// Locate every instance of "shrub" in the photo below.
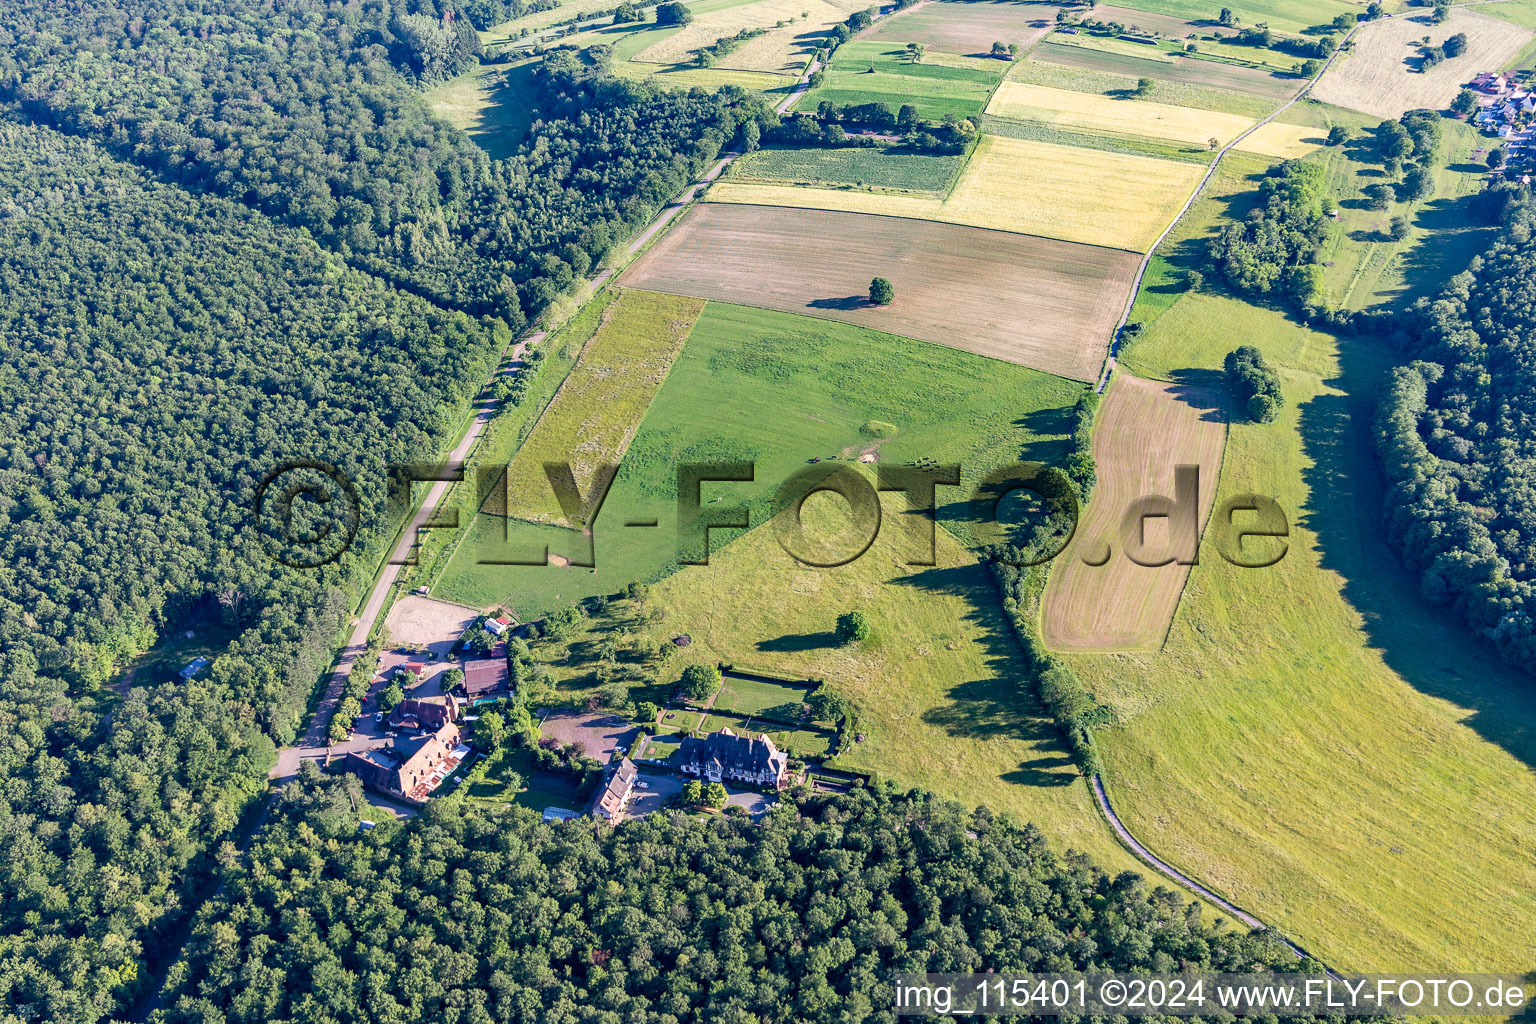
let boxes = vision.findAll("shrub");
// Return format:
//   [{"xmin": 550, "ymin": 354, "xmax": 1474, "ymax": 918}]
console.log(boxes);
[
  {"xmin": 1224, "ymin": 345, "xmax": 1284, "ymax": 423},
  {"xmin": 868, "ymin": 277, "xmax": 894, "ymax": 305},
  {"xmin": 679, "ymin": 663, "xmax": 722, "ymax": 701},
  {"xmin": 835, "ymin": 610, "xmax": 871, "ymax": 645}
]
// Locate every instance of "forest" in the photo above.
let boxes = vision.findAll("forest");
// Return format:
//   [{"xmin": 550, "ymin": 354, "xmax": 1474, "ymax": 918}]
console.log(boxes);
[
  {"xmin": 1, "ymin": 0, "xmax": 777, "ymax": 324},
  {"xmin": 0, "ymin": 117, "xmax": 501, "ymax": 1024},
  {"xmin": 156, "ymin": 772, "xmax": 1315, "ymax": 1023},
  {"xmin": 1377, "ymin": 183, "xmax": 1536, "ymax": 674}
]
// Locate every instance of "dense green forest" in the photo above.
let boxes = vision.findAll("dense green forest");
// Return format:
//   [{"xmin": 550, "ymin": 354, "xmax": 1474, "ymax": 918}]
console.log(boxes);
[
  {"xmin": 0, "ymin": 117, "xmax": 500, "ymax": 1024},
  {"xmin": 157, "ymin": 773, "xmax": 1311, "ymax": 1023},
  {"xmin": 1377, "ymin": 182, "xmax": 1536, "ymax": 672},
  {"xmin": 1, "ymin": 0, "xmax": 776, "ymax": 324}
]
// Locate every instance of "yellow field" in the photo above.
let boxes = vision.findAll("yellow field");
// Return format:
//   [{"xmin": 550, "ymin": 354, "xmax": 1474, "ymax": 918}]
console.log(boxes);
[
  {"xmin": 987, "ymin": 80, "xmax": 1257, "ymax": 147},
  {"xmin": 709, "ymin": 134, "xmax": 1205, "ymax": 252},
  {"xmin": 1233, "ymin": 120, "xmax": 1326, "ymax": 160},
  {"xmin": 495, "ymin": 289, "xmax": 704, "ymax": 527},
  {"xmin": 634, "ymin": 0, "xmax": 870, "ymax": 74},
  {"xmin": 1040, "ymin": 374, "xmax": 1228, "ymax": 652},
  {"xmin": 1312, "ymin": 8, "xmax": 1532, "ymax": 118}
]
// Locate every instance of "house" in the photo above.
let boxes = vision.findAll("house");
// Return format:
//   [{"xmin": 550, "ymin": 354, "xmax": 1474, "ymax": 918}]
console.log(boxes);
[
  {"xmin": 1472, "ymin": 72, "xmax": 1510, "ymax": 95},
  {"xmin": 393, "ymin": 661, "xmax": 426, "ymax": 681},
  {"xmin": 388, "ymin": 695, "xmax": 460, "ymax": 732},
  {"xmin": 341, "ymin": 720, "xmax": 466, "ymax": 802},
  {"xmin": 178, "ymin": 656, "xmax": 211, "ymax": 680},
  {"xmin": 460, "ymin": 655, "xmax": 509, "ymax": 700},
  {"xmin": 677, "ymin": 728, "xmax": 789, "ymax": 789},
  {"xmin": 543, "ymin": 806, "xmax": 582, "ymax": 823},
  {"xmin": 590, "ymin": 757, "xmax": 639, "ymax": 821},
  {"xmin": 484, "ymin": 617, "xmax": 508, "ymax": 637}
]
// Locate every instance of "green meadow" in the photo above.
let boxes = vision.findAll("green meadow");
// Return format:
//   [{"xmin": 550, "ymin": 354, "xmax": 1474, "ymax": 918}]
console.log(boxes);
[
  {"xmin": 804, "ymin": 40, "xmax": 1004, "ymax": 121},
  {"xmin": 731, "ymin": 144, "xmax": 968, "ymax": 193},
  {"xmin": 433, "ymin": 301, "xmax": 1083, "ymax": 618}
]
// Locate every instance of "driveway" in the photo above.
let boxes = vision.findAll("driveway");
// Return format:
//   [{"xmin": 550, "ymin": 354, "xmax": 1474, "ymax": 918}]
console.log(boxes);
[
  {"xmin": 726, "ymin": 787, "xmax": 776, "ymax": 820},
  {"xmin": 625, "ymin": 770, "xmax": 684, "ymax": 819}
]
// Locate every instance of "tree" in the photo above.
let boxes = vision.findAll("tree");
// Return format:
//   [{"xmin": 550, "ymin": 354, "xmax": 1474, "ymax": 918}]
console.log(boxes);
[
  {"xmin": 868, "ymin": 277, "xmax": 894, "ymax": 305},
  {"xmin": 681, "ymin": 779, "xmax": 703, "ymax": 805},
  {"xmin": 704, "ymin": 782, "xmax": 729, "ymax": 808},
  {"xmin": 1397, "ymin": 165, "xmax": 1434, "ymax": 202},
  {"xmin": 1388, "ymin": 214, "xmax": 1411, "ymax": 241},
  {"xmin": 836, "ymin": 610, "xmax": 872, "ymax": 645},
  {"xmin": 1443, "ymin": 32, "xmax": 1468, "ymax": 58},
  {"xmin": 635, "ymin": 701, "xmax": 660, "ymax": 723},
  {"xmin": 479, "ymin": 711, "xmax": 507, "ymax": 750},
  {"xmin": 612, "ymin": 2, "xmax": 643, "ymax": 23},
  {"xmin": 1325, "ymin": 124, "xmax": 1350, "ymax": 146},
  {"xmin": 379, "ymin": 680, "xmax": 405, "ymax": 713},
  {"xmin": 1134, "ymin": 76, "xmax": 1155, "ymax": 96},
  {"xmin": 1488, "ymin": 145, "xmax": 1507, "ymax": 169},
  {"xmin": 543, "ymin": 604, "xmax": 584, "ymax": 641},
  {"xmin": 1430, "ymin": 1, "xmax": 1450, "ymax": 23},
  {"xmin": 656, "ymin": 1, "xmax": 693, "ymax": 24},
  {"xmin": 1218, "ymin": 6, "xmax": 1235, "ymax": 25},
  {"xmin": 1224, "ymin": 346, "xmax": 1284, "ymax": 424},
  {"xmin": 679, "ymin": 663, "xmax": 722, "ymax": 701},
  {"xmin": 1209, "ymin": 136, "xmax": 1220, "ymax": 150},
  {"xmin": 1452, "ymin": 89, "xmax": 1479, "ymax": 117},
  {"xmin": 897, "ymin": 103, "xmax": 919, "ymax": 129},
  {"xmin": 1185, "ymin": 269, "xmax": 1204, "ymax": 292}
]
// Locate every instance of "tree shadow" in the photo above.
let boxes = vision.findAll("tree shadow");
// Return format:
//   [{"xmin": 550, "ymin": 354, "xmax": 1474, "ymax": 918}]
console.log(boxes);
[
  {"xmin": 1002, "ymin": 754, "xmax": 1079, "ymax": 787},
  {"xmin": 756, "ymin": 630, "xmax": 840, "ymax": 652},
  {"xmin": 1296, "ymin": 335, "xmax": 1536, "ymax": 772},
  {"xmin": 808, "ymin": 295, "xmax": 872, "ymax": 311},
  {"xmin": 1163, "ymin": 369, "xmax": 1228, "ymax": 424}
]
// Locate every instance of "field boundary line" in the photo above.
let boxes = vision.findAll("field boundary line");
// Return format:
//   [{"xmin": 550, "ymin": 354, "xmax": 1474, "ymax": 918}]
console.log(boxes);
[{"xmin": 1090, "ymin": 774, "xmax": 1338, "ymax": 971}]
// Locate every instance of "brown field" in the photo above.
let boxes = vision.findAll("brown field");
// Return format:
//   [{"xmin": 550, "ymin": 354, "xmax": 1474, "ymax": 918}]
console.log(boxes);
[
  {"xmin": 1312, "ymin": 8, "xmax": 1532, "ymax": 118},
  {"xmin": 865, "ymin": 0, "xmax": 1065, "ymax": 55},
  {"xmin": 635, "ymin": 0, "xmax": 869, "ymax": 74},
  {"xmin": 1030, "ymin": 41, "xmax": 1295, "ymax": 98},
  {"xmin": 1090, "ymin": 4, "xmax": 1212, "ymax": 37},
  {"xmin": 617, "ymin": 202, "xmax": 1139, "ymax": 381},
  {"xmin": 1040, "ymin": 374, "xmax": 1227, "ymax": 651}
]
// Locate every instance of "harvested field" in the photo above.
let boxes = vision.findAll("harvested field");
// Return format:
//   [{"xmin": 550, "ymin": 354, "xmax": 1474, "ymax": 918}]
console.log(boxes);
[
  {"xmin": 864, "ymin": 0, "xmax": 1065, "ymax": 55},
  {"xmin": 493, "ymin": 289, "xmax": 704, "ymax": 527},
  {"xmin": 986, "ymin": 80, "xmax": 1257, "ymax": 146},
  {"xmin": 618, "ymin": 202, "xmax": 1138, "ymax": 381},
  {"xmin": 1040, "ymin": 374, "xmax": 1227, "ymax": 652},
  {"xmin": 1028, "ymin": 42, "xmax": 1296, "ymax": 101},
  {"xmin": 1312, "ymin": 8, "xmax": 1532, "ymax": 118},
  {"xmin": 634, "ymin": 0, "xmax": 868, "ymax": 73},
  {"xmin": 384, "ymin": 596, "xmax": 479, "ymax": 652},
  {"xmin": 1233, "ymin": 120, "xmax": 1326, "ymax": 159},
  {"xmin": 707, "ymin": 134, "xmax": 1207, "ymax": 252}
]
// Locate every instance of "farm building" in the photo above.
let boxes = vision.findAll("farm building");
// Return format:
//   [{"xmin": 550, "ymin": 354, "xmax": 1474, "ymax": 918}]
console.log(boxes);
[
  {"xmin": 460, "ymin": 654, "xmax": 509, "ymax": 700},
  {"xmin": 678, "ymin": 728, "xmax": 789, "ymax": 789},
  {"xmin": 388, "ymin": 695, "xmax": 460, "ymax": 733}
]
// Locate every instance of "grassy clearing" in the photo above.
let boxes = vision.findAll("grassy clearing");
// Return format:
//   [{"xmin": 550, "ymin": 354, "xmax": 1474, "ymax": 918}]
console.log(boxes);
[
  {"xmin": 708, "ymin": 134, "xmax": 1205, "ymax": 252},
  {"xmin": 424, "ymin": 61, "xmax": 540, "ymax": 160},
  {"xmin": 1040, "ymin": 374, "xmax": 1227, "ymax": 652},
  {"xmin": 559, "ymin": 493, "xmax": 1145, "ymax": 873},
  {"xmin": 863, "ymin": 0, "xmax": 1065, "ymax": 55},
  {"xmin": 1097, "ymin": 0, "xmax": 1364, "ymax": 36},
  {"xmin": 986, "ymin": 80, "xmax": 1258, "ymax": 147},
  {"xmin": 435, "ymin": 300, "xmax": 1085, "ymax": 615},
  {"xmin": 717, "ymin": 672, "xmax": 813, "ymax": 718},
  {"xmin": 1068, "ymin": 301, "xmax": 1536, "ymax": 970},
  {"xmin": 1311, "ymin": 8, "xmax": 1533, "ymax": 118},
  {"xmin": 801, "ymin": 40, "xmax": 1004, "ymax": 120},
  {"xmin": 729, "ymin": 144, "xmax": 967, "ymax": 193},
  {"xmin": 633, "ymin": 0, "xmax": 867, "ymax": 73},
  {"xmin": 626, "ymin": 200, "xmax": 1138, "ymax": 378},
  {"xmin": 494, "ymin": 289, "xmax": 704, "ymax": 528}
]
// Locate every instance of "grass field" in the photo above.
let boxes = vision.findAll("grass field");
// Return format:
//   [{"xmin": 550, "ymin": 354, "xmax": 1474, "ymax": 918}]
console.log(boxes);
[
  {"xmin": 717, "ymin": 672, "xmax": 813, "ymax": 719},
  {"xmin": 801, "ymin": 40, "xmax": 1004, "ymax": 120},
  {"xmin": 1068, "ymin": 297, "xmax": 1536, "ymax": 970},
  {"xmin": 1100, "ymin": 0, "xmax": 1365, "ymax": 36},
  {"xmin": 435, "ymin": 301, "xmax": 1085, "ymax": 615},
  {"xmin": 1030, "ymin": 40, "xmax": 1297, "ymax": 99},
  {"xmin": 480, "ymin": 0, "xmax": 630, "ymax": 40},
  {"xmin": 493, "ymin": 289, "xmax": 704, "ymax": 528},
  {"xmin": 1312, "ymin": 8, "xmax": 1533, "ymax": 118},
  {"xmin": 729, "ymin": 144, "xmax": 966, "ymax": 193},
  {"xmin": 980, "ymin": 112, "xmax": 1215, "ymax": 162},
  {"xmin": 423, "ymin": 61, "xmax": 539, "ymax": 160},
  {"xmin": 568, "ymin": 493, "xmax": 1146, "ymax": 873},
  {"xmin": 864, "ymin": 0, "xmax": 1065, "ymax": 55},
  {"xmin": 986, "ymin": 80, "xmax": 1260, "ymax": 147},
  {"xmin": 708, "ymin": 134, "xmax": 1206, "ymax": 252},
  {"xmin": 633, "ymin": 0, "xmax": 868, "ymax": 73},
  {"xmin": 625, "ymin": 200, "xmax": 1138, "ymax": 378},
  {"xmin": 1040, "ymin": 374, "xmax": 1228, "ymax": 652},
  {"xmin": 1011, "ymin": 51, "xmax": 1285, "ymax": 115}
]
